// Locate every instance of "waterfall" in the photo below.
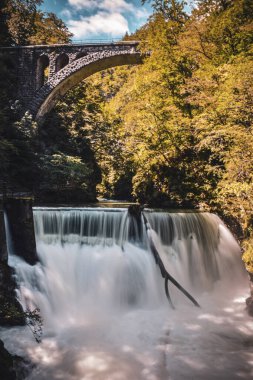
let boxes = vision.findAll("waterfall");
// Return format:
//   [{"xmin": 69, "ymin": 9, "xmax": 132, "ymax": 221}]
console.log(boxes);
[
  {"xmin": 144, "ymin": 211, "xmax": 225, "ymax": 290},
  {"xmin": 2, "ymin": 207, "xmax": 250, "ymax": 380},
  {"xmin": 3, "ymin": 211, "xmax": 15, "ymax": 258},
  {"xmin": 13, "ymin": 208, "xmax": 242, "ymax": 324},
  {"xmin": 33, "ymin": 207, "xmax": 146, "ymax": 247}
]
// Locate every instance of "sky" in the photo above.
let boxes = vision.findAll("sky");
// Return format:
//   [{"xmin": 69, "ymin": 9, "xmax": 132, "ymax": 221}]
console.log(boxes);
[
  {"xmin": 40, "ymin": 0, "xmax": 195, "ymax": 42},
  {"xmin": 40, "ymin": 0, "xmax": 153, "ymax": 41}
]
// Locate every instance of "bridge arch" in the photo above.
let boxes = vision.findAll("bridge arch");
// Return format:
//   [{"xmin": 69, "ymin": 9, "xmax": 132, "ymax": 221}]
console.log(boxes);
[
  {"xmin": 28, "ymin": 48, "xmax": 142, "ymax": 124},
  {"xmin": 75, "ymin": 51, "xmax": 87, "ymax": 60},
  {"xmin": 36, "ymin": 54, "xmax": 50, "ymax": 90},
  {"xmin": 55, "ymin": 53, "xmax": 69, "ymax": 72}
]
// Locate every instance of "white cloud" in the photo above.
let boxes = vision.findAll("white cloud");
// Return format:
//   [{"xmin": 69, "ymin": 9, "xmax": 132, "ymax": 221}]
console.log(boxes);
[
  {"xmin": 66, "ymin": 0, "xmax": 151, "ymax": 39},
  {"xmin": 68, "ymin": 0, "xmax": 134, "ymax": 13},
  {"xmin": 60, "ymin": 8, "xmax": 72, "ymax": 19},
  {"xmin": 68, "ymin": 11, "xmax": 129, "ymax": 39},
  {"xmin": 135, "ymin": 7, "xmax": 150, "ymax": 19},
  {"xmin": 100, "ymin": 0, "xmax": 134, "ymax": 13},
  {"xmin": 68, "ymin": 0, "xmax": 99, "ymax": 10}
]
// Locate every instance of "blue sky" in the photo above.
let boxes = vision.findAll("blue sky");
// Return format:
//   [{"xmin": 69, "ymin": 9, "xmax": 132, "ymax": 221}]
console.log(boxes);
[
  {"xmin": 40, "ymin": 1, "xmax": 194, "ymax": 41},
  {"xmin": 40, "ymin": 0, "xmax": 153, "ymax": 41}
]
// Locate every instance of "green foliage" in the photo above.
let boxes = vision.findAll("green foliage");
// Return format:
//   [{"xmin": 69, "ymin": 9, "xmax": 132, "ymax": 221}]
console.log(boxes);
[
  {"xmin": 0, "ymin": 51, "xmax": 41, "ymax": 191},
  {"xmin": 37, "ymin": 81, "xmax": 102, "ymax": 199},
  {"xmin": 39, "ymin": 153, "xmax": 92, "ymax": 191},
  {"xmin": 0, "ymin": 112, "xmax": 41, "ymax": 190}
]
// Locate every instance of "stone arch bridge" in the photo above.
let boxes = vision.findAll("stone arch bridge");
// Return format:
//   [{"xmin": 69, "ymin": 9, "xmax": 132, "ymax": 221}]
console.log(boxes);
[{"xmin": 0, "ymin": 42, "xmax": 141, "ymax": 124}]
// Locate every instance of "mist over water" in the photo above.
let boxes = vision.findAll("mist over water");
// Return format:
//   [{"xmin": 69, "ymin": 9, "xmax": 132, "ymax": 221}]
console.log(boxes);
[{"xmin": 1, "ymin": 208, "xmax": 253, "ymax": 380}]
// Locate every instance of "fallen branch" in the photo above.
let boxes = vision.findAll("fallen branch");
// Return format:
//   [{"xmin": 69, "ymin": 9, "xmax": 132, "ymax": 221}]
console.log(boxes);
[{"xmin": 142, "ymin": 213, "xmax": 200, "ymax": 308}]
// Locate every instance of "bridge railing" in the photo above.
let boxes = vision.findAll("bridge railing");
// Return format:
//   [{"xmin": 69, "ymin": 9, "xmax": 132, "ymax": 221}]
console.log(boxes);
[
  {"xmin": 71, "ymin": 38, "xmax": 123, "ymax": 44},
  {"xmin": 0, "ymin": 38, "xmax": 140, "ymax": 49}
]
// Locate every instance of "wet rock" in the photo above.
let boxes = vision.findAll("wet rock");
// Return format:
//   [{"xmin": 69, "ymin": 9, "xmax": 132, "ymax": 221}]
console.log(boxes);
[
  {"xmin": 246, "ymin": 271, "xmax": 253, "ymax": 317},
  {"xmin": 0, "ymin": 209, "xmax": 8, "ymax": 262},
  {"xmin": 0, "ymin": 262, "xmax": 25, "ymax": 326},
  {"xmin": 0, "ymin": 339, "xmax": 30, "ymax": 380},
  {"xmin": 246, "ymin": 296, "xmax": 253, "ymax": 317},
  {"xmin": 4, "ymin": 198, "xmax": 38, "ymax": 265},
  {"xmin": 248, "ymin": 271, "xmax": 253, "ymax": 294},
  {"xmin": 0, "ymin": 339, "xmax": 17, "ymax": 380},
  {"xmin": 127, "ymin": 204, "xmax": 144, "ymax": 244},
  {"xmin": 128, "ymin": 204, "xmax": 143, "ymax": 218}
]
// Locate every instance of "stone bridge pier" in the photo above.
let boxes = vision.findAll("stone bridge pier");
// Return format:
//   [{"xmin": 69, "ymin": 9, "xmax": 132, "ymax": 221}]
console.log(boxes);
[{"xmin": 0, "ymin": 42, "xmax": 141, "ymax": 124}]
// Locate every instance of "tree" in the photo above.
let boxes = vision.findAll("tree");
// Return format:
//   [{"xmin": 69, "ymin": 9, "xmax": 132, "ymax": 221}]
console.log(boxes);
[
  {"xmin": 5, "ymin": 0, "xmax": 43, "ymax": 45},
  {"xmin": 39, "ymin": 153, "xmax": 92, "ymax": 191},
  {"xmin": 193, "ymin": 0, "xmax": 253, "ymax": 62},
  {"xmin": 0, "ymin": 0, "xmax": 13, "ymax": 46},
  {"xmin": 87, "ymin": 0, "xmax": 253, "ymax": 218},
  {"xmin": 29, "ymin": 12, "xmax": 73, "ymax": 45},
  {"xmin": 142, "ymin": 0, "xmax": 187, "ymax": 22}
]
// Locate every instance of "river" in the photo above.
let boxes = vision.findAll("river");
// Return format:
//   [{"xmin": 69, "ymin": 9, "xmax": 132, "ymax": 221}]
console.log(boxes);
[{"xmin": 1, "ymin": 206, "xmax": 252, "ymax": 379}]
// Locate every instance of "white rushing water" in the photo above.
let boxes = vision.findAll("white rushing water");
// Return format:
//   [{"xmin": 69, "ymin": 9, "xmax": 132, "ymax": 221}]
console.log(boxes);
[{"xmin": 1, "ymin": 208, "xmax": 253, "ymax": 380}]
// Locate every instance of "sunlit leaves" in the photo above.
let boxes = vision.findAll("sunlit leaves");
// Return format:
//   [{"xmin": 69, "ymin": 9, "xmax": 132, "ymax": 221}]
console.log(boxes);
[
  {"xmin": 29, "ymin": 12, "xmax": 73, "ymax": 45},
  {"xmin": 5, "ymin": 0, "xmax": 43, "ymax": 45}
]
